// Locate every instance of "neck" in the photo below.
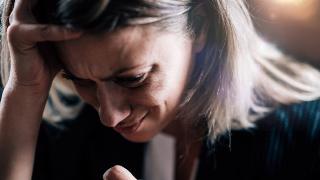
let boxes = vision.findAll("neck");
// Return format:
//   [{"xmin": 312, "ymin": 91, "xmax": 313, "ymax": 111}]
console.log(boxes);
[
  {"xmin": 162, "ymin": 117, "xmax": 204, "ymax": 157},
  {"xmin": 163, "ymin": 118, "xmax": 204, "ymax": 180}
]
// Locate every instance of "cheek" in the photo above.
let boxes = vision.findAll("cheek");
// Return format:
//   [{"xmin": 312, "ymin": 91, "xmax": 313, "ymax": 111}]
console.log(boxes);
[
  {"xmin": 127, "ymin": 75, "xmax": 167, "ymax": 107},
  {"xmin": 129, "ymin": 75, "xmax": 183, "ymax": 119}
]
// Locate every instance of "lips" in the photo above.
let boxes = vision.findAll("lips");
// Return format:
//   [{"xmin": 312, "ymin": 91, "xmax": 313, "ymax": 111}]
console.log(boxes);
[{"xmin": 114, "ymin": 112, "xmax": 148, "ymax": 134}]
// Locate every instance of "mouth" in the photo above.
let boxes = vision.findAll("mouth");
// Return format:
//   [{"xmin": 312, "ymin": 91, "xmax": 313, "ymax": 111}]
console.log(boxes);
[{"xmin": 114, "ymin": 112, "xmax": 148, "ymax": 135}]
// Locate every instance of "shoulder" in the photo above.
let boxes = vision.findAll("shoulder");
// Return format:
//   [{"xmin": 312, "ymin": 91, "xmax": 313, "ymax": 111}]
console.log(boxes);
[
  {"xmin": 198, "ymin": 99, "xmax": 320, "ymax": 179},
  {"xmin": 256, "ymin": 99, "xmax": 320, "ymax": 142}
]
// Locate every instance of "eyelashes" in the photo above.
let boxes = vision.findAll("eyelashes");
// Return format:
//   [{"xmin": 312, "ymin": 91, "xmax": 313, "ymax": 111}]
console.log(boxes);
[
  {"xmin": 61, "ymin": 71, "xmax": 149, "ymax": 89},
  {"xmin": 61, "ymin": 72, "xmax": 77, "ymax": 81},
  {"xmin": 113, "ymin": 73, "xmax": 148, "ymax": 88},
  {"xmin": 61, "ymin": 72, "xmax": 95, "ymax": 87}
]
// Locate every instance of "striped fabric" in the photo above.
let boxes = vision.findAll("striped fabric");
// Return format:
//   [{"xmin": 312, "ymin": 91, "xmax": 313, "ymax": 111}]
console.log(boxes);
[
  {"xmin": 1, "ymin": 86, "xmax": 319, "ymax": 179},
  {"xmin": 197, "ymin": 99, "xmax": 320, "ymax": 179}
]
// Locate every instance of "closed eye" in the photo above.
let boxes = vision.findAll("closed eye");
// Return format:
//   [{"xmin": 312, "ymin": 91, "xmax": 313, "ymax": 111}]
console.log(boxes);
[
  {"xmin": 61, "ymin": 72, "xmax": 95, "ymax": 87},
  {"xmin": 61, "ymin": 71, "xmax": 80, "ymax": 81},
  {"xmin": 113, "ymin": 73, "xmax": 148, "ymax": 88}
]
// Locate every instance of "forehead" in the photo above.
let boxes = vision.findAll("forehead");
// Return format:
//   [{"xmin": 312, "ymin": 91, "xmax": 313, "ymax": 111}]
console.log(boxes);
[
  {"xmin": 56, "ymin": 26, "xmax": 160, "ymax": 77},
  {"xmin": 58, "ymin": 26, "xmax": 155, "ymax": 59}
]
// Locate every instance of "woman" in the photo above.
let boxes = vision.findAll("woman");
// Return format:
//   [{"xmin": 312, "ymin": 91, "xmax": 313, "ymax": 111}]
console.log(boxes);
[{"xmin": 1, "ymin": 0, "xmax": 320, "ymax": 180}]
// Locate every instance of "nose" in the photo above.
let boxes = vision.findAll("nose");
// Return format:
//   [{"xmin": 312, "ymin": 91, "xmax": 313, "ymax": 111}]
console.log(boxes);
[{"xmin": 97, "ymin": 83, "xmax": 131, "ymax": 127}]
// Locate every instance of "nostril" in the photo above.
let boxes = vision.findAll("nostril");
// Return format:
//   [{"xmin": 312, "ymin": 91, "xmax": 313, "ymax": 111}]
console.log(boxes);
[
  {"xmin": 98, "ymin": 109, "xmax": 117, "ymax": 127},
  {"xmin": 117, "ymin": 121, "xmax": 126, "ymax": 126},
  {"xmin": 98, "ymin": 105, "xmax": 132, "ymax": 128}
]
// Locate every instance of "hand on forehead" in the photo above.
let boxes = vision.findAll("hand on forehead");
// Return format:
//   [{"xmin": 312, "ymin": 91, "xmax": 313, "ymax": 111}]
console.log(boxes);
[{"xmin": 10, "ymin": 0, "xmax": 37, "ymax": 23}]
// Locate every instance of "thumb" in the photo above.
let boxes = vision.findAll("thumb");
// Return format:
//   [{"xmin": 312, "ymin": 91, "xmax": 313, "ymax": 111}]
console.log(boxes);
[{"xmin": 103, "ymin": 165, "xmax": 137, "ymax": 180}]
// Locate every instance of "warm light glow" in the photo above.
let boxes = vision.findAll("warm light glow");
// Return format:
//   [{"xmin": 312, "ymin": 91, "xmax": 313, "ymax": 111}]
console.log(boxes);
[
  {"xmin": 269, "ymin": 0, "xmax": 318, "ymax": 21},
  {"xmin": 273, "ymin": 0, "xmax": 309, "ymax": 6}
]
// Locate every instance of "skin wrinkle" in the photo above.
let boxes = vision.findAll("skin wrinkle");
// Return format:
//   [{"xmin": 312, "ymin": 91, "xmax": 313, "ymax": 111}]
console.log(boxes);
[
  {"xmin": 119, "ymin": 26, "xmax": 140, "ymax": 64},
  {"xmin": 1, "ymin": 0, "xmax": 320, "ymax": 178},
  {"xmin": 56, "ymin": 25, "xmax": 194, "ymax": 142}
]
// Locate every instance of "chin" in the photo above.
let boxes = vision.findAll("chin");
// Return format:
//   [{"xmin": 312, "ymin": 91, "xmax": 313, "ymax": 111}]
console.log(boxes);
[
  {"xmin": 114, "ymin": 116, "xmax": 163, "ymax": 143},
  {"xmin": 119, "ymin": 130, "xmax": 158, "ymax": 143}
]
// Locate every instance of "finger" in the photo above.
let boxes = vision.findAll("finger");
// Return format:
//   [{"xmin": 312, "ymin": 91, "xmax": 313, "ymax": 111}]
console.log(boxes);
[
  {"xmin": 10, "ymin": 0, "xmax": 39, "ymax": 23},
  {"xmin": 38, "ymin": 42, "xmax": 64, "ymax": 78},
  {"xmin": 103, "ymin": 165, "xmax": 137, "ymax": 180},
  {"xmin": 7, "ymin": 23, "xmax": 82, "ymax": 46}
]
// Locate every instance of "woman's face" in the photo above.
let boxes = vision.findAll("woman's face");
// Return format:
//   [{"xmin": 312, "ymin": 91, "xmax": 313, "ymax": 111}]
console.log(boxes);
[{"xmin": 56, "ymin": 25, "xmax": 196, "ymax": 142}]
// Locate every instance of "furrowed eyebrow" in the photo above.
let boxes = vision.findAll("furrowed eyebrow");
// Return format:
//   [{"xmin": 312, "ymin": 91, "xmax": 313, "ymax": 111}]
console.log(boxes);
[
  {"xmin": 61, "ymin": 69, "xmax": 88, "ymax": 81},
  {"xmin": 100, "ymin": 64, "xmax": 153, "ymax": 81},
  {"xmin": 99, "ymin": 66, "xmax": 140, "ymax": 81},
  {"xmin": 61, "ymin": 64, "xmax": 153, "ymax": 81}
]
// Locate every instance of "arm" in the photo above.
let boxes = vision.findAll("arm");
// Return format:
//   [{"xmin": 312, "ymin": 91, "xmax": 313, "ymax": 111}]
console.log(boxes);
[
  {"xmin": 0, "ymin": 0, "xmax": 81, "ymax": 179},
  {"xmin": 0, "ymin": 84, "xmax": 47, "ymax": 180}
]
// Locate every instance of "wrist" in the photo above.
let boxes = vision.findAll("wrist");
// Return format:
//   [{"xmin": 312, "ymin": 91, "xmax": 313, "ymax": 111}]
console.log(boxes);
[{"xmin": 3, "ymin": 78, "xmax": 50, "ymax": 102}]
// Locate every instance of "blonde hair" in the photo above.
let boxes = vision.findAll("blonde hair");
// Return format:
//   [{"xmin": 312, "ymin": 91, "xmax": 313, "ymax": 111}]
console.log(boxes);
[
  {"xmin": 1, "ymin": 0, "xmax": 320, "ymax": 141},
  {"xmin": 177, "ymin": 0, "xmax": 320, "ymax": 140}
]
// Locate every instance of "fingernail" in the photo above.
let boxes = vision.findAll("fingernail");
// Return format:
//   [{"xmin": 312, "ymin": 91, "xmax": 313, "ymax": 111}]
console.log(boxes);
[{"xmin": 9, "ymin": 13, "xmax": 13, "ymax": 24}]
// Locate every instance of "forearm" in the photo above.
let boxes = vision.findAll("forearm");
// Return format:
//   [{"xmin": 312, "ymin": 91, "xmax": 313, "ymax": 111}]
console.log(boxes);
[{"xmin": 0, "ymin": 83, "xmax": 48, "ymax": 180}]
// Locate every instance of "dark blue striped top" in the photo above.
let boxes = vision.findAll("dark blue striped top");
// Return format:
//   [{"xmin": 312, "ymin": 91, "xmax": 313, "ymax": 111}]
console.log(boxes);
[
  {"xmin": 1, "ymin": 87, "xmax": 320, "ymax": 179},
  {"xmin": 197, "ymin": 99, "xmax": 320, "ymax": 179}
]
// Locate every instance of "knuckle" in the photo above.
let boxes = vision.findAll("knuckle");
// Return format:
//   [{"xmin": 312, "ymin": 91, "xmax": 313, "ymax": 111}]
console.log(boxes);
[
  {"xmin": 111, "ymin": 165, "xmax": 125, "ymax": 173},
  {"xmin": 104, "ymin": 165, "xmax": 125, "ymax": 179},
  {"xmin": 39, "ymin": 25, "xmax": 51, "ymax": 40},
  {"xmin": 109, "ymin": 165, "xmax": 123, "ymax": 176},
  {"xmin": 7, "ymin": 23, "xmax": 22, "ymax": 43}
]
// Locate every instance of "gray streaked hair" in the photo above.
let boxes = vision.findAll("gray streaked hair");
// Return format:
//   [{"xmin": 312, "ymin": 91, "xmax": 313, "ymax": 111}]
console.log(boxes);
[{"xmin": 1, "ymin": 0, "xmax": 320, "ymax": 141}]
